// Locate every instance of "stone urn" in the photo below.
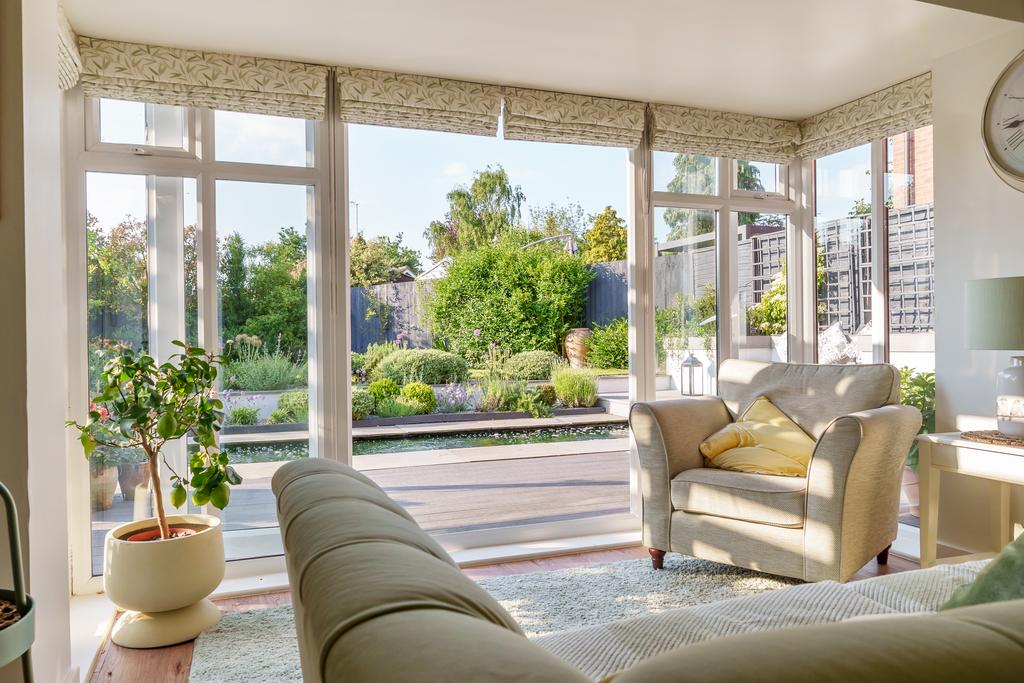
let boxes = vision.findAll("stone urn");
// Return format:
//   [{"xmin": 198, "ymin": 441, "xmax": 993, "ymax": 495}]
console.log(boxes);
[
  {"xmin": 90, "ymin": 463, "xmax": 118, "ymax": 511},
  {"xmin": 105, "ymin": 514, "xmax": 224, "ymax": 648},
  {"xmin": 563, "ymin": 328, "xmax": 592, "ymax": 368},
  {"xmin": 117, "ymin": 461, "xmax": 151, "ymax": 502}
]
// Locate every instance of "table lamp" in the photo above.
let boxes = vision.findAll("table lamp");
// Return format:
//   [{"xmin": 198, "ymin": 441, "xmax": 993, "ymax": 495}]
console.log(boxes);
[{"xmin": 965, "ymin": 276, "xmax": 1024, "ymax": 437}]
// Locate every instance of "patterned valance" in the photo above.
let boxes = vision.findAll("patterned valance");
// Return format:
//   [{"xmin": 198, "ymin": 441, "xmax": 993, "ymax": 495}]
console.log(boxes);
[
  {"xmin": 57, "ymin": 5, "xmax": 81, "ymax": 91},
  {"xmin": 650, "ymin": 104, "xmax": 800, "ymax": 163},
  {"xmin": 502, "ymin": 88, "xmax": 645, "ymax": 148},
  {"xmin": 76, "ymin": 37, "xmax": 329, "ymax": 119},
  {"xmin": 336, "ymin": 67, "xmax": 502, "ymax": 136},
  {"xmin": 797, "ymin": 73, "xmax": 932, "ymax": 159}
]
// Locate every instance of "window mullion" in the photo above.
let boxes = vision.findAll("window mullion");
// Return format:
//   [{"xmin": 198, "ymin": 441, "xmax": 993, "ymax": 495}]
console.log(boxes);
[
  {"xmin": 717, "ymin": 158, "xmax": 737, "ymax": 363},
  {"xmin": 870, "ymin": 139, "xmax": 888, "ymax": 363}
]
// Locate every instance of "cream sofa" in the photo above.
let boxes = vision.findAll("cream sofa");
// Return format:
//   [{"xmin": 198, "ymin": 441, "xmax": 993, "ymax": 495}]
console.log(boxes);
[
  {"xmin": 630, "ymin": 359, "xmax": 921, "ymax": 582},
  {"xmin": 273, "ymin": 459, "xmax": 1024, "ymax": 682}
]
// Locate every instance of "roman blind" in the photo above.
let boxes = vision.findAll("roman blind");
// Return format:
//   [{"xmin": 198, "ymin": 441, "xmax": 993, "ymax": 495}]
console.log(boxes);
[
  {"xmin": 336, "ymin": 67, "xmax": 502, "ymax": 136},
  {"xmin": 76, "ymin": 37, "xmax": 329, "ymax": 119},
  {"xmin": 797, "ymin": 73, "xmax": 932, "ymax": 159},
  {"xmin": 57, "ymin": 5, "xmax": 81, "ymax": 91},
  {"xmin": 650, "ymin": 104, "xmax": 800, "ymax": 163},
  {"xmin": 502, "ymin": 87, "xmax": 646, "ymax": 148}
]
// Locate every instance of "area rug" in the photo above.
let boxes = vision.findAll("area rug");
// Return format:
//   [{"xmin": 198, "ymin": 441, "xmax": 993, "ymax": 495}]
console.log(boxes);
[{"xmin": 189, "ymin": 555, "xmax": 799, "ymax": 682}]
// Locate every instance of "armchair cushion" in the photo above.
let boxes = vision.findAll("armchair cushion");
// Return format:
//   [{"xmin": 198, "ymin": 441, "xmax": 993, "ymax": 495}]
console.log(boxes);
[
  {"xmin": 671, "ymin": 469, "xmax": 807, "ymax": 528},
  {"xmin": 699, "ymin": 396, "xmax": 815, "ymax": 476}
]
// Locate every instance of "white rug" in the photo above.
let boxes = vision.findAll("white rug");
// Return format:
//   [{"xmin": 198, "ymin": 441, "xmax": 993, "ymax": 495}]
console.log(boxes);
[{"xmin": 189, "ymin": 556, "xmax": 799, "ymax": 682}]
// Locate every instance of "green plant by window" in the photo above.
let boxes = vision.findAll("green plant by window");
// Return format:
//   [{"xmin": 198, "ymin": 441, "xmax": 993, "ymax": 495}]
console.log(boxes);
[
  {"xmin": 67, "ymin": 340, "xmax": 240, "ymax": 539},
  {"xmin": 516, "ymin": 389, "xmax": 554, "ymax": 418},
  {"xmin": 368, "ymin": 378, "xmax": 400, "ymax": 403},
  {"xmin": 551, "ymin": 367, "xmax": 598, "ymax": 408},
  {"xmin": 399, "ymin": 382, "xmax": 437, "ymax": 413},
  {"xmin": 266, "ymin": 408, "xmax": 291, "ymax": 424},
  {"xmin": 363, "ymin": 341, "xmax": 401, "ymax": 375},
  {"xmin": 227, "ymin": 406, "xmax": 260, "ymax": 426},
  {"xmin": 900, "ymin": 367, "xmax": 936, "ymax": 470},
  {"xmin": 351, "ymin": 388, "xmax": 376, "ymax": 421},
  {"xmin": 375, "ymin": 397, "xmax": 426, "ymax": 418},
  {"xmin": 503, "ymin": 350, "xmax": 565, "ymax": 381},
  {"xmin": 223, "ymin": 335, "xmax": 305, "ymax": 391},
  {"xmin": 371, "ymin": 349, "xmax": 469, "ymax": 385},
  {"xmin": 477, "ymin": 379, "xmax": 527, "ymax": 413},
  {"xmin": 350, "ymin": 352, "xmax": 366, "ymax": 372},
  {"xmin": 587, "ymin": 318, "xmax": 628, "ymax": 369},
  {"xmin": 277, "ymin": 389, "xmax": 309, "ymax": 423}
]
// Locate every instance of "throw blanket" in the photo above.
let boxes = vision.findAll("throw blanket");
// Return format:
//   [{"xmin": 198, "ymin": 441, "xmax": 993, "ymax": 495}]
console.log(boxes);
[{"xmin": 534, "ymin": 562, "xmax": 985, "ymax": 680}]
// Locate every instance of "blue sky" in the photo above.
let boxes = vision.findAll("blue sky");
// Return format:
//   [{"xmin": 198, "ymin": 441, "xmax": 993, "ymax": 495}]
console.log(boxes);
[{"xmin": 88, "ymin": 102, "xmax": 871, "ymax": 268}]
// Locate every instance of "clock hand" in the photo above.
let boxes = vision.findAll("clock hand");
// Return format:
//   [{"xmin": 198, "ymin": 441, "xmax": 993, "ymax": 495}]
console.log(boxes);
[{"xmin": 1004, "ymin": 118, "xmax": 1024, "ymax": 129}]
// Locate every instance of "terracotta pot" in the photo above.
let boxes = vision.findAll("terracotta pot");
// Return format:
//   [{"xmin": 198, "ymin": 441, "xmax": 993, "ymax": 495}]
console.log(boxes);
[
  {"xmin": 105, "ymin": 514, "xmax": 224, "ymax": 648},
  {"xmin": 90, "ymin": 464, "xmax": 119, "ymax": 512},
  {"xmin": 563, "ymin": 328, "xmax": 592, "ymax": 369},
  {"xmin": 117, "ymin": 461, "xmax": 151, "ymax": 502}
]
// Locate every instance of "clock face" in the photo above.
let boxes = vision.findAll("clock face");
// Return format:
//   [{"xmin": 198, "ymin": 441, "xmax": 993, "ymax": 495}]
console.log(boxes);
[{"xmin": 984, "ymin": 51, "xmax": 1024, "ymax": 183}]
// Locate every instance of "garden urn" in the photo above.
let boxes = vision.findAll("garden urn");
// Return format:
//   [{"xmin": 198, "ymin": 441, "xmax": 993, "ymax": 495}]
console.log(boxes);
[
  {"xmin": 564, "ymin": 328, "xmax": 592, "ymax": 368},
  {"xmin": 104, "ymin": 514, "xmax": 224, "ymax": 648}
]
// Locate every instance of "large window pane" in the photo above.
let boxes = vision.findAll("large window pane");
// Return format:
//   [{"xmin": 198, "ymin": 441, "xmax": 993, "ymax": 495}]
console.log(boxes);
[
  {"xmin": 213, "ymin": 180, "xmax": 313, "ymax": 561},
  {"xmin": 653, "ymin": 151, "xmax": 717, "ymax": 194},
  {"xmin": 654, "ymin": 207, "xmax": 717, "ymax": 394},
  {"xmin": 736, "ymin": 213, "xmax": 788, "ymax": 362},
  {"xmin": 814, "ymin": 144, "xmax": 872, "ymax": 364},
  {"xmin": 214, "ymin": 110, "xmax": 313, "ymax": 167}
]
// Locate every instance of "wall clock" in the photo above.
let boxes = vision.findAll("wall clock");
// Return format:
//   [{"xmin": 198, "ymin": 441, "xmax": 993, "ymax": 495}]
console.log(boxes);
[{"xmin": 983, "ymin": 49, "xmax": 1024, "ymax": 192}]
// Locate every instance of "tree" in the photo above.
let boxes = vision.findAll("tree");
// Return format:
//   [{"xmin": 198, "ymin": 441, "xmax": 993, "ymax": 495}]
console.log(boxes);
[
  {"xmin": 849, "ymin": 198, "xmax": 871, "ymax": 216},
  {"xmin": 349, "ymin": 233, "xmax": 421, "ymax": 287},
  {"xmin": 86, "ymin": 213, "xmax": 148, "ymax": 348},
  {"xmin": 218, "ymin": 232, "xmax": 251, "ymax": 343},
  {"xmin": 528, "ymin": 201, "xmax": 586, "ymax": 239},
  {"xmin": 241, "ymin": 227, "xmax": 308, "ymax": 357},
  {"xmin": 425, "ymin": 166, "xmax": 525, "ymax": 260},
  {"xmin": 663, "ymin": 155, "xmax": 772, "ymax": 239},
  {"xmin": 582, "ymin": 206, "xmax": 627, "ymax": 263}
]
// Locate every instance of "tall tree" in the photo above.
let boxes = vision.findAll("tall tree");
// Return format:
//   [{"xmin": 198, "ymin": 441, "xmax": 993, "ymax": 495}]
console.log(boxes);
[
  {"xmin": 425, "ymin": 166, "xmax": 525, "ymax": 260},
  {"xmin": 349, "ymin": 233, "xmax": 422, "ymax": 287},
  {"xmin": 663, "ymin": 155, "xmax": 773, "ymax": 239},
  {"xmin": 218, "ymin": 231, "xmax": 251, "ymax": 343},
  {"xmin": 528, "ymin": 201, "xmax": 586, "ymax": 239},
  {"xmin": 582, "ymin": 206, "xmax": 627, "ymax": 264}
]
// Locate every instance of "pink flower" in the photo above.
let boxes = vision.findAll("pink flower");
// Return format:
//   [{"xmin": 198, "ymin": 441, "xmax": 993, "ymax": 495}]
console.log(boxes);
[{"xmin": 473, "ymin": 329, "xmax": 481, "ymax": 337}]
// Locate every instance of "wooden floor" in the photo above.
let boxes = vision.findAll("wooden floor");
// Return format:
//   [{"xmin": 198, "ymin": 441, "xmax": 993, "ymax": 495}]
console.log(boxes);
[{"xmin": 87, "ymin": 546, "xmax": 916, "ymax": 682}]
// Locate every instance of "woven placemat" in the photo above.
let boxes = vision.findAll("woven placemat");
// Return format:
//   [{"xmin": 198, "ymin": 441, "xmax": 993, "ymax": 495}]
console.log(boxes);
[
  {"xmin": 0, "ymin": 599, "xmax": 21, "ymax": 630},
  {"xmin": 961, "ymin": 430, "xmax": 1024, "ymax": 448}
]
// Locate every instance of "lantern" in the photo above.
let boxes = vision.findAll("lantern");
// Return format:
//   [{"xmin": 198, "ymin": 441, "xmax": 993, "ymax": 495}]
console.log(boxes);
[{"xmin": 680, "ymin": 352, "xmax": 703, "ymax": 396}]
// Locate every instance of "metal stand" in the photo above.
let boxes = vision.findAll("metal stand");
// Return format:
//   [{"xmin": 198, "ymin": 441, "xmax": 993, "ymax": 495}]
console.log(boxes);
[{"xmin": 0, "ymin": 482, "xmax": 34, "ymax": 682}]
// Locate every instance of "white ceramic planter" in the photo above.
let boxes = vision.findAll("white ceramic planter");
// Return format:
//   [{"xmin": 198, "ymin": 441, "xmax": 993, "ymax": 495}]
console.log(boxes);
[{"xmin": 105, "ymin": 514, "xmax": 224, "ymax": 648}]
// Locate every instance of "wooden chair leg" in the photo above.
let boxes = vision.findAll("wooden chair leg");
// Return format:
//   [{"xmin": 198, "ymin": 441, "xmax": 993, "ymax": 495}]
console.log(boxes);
[
  {"xmin": 877, "ymin": 544, "xmax": 891, "ymax": 566},
  {"xmin": 649, "ymin": 548, "xmax": 666, "ymax": 570}
]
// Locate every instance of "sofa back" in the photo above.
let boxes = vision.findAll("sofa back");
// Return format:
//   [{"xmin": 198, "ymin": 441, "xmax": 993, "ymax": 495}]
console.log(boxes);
[
  {"xmin": 717, "ymin": 359, "xmax": 901, "ymax": 438},
  {"xmin": 272, "ymin": 458, "xmax": 590, "ymax": 683}
]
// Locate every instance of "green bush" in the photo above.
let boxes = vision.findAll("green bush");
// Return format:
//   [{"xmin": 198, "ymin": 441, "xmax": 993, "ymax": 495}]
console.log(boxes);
[
  {"xmin": 504, "ymin": 350, "xmax": 564, "ymax": 380},
  {"xmin": 266, "ymin": 408, "xmax": 291, "ymax": 424},
  {"xmin": 224, "ymin": 352, "xmax": 304, "ymax": 391},
  {"xmin": 427, "ymin": 239, "xmax": 594, "ymax": 365},
  {"xmin": 351, "ymin": 388, "xmax": 375, "ymax": 421},
  {"xmin": 399, "ymin": 382, "xmax": 437, "ymax": 413},
  {"xmin": 516, "ymin": 389, "xmax": 553, "ymax": 418},
  {"xmin": 368, "ymin": 378, "xmax": 400, "ymax": 403},
  {"xmin": 276, "ymin": 389, "xmax": 309, "ymax": 423},
  {"xmin": 587, "ymin": 318, "xmax": 628, "ymax": 369},
  {"xmin": 551, "ymin": 367, "xmax": 598, "ymax": 408},
  {"xmin": 477, "ymin": 379, "xmax": 527, "ymax": 413},
  {"xmin": 226, "ymin": 406, "xmax": 260, "ymax": 426},
  {"xmin": 363, "ymin": 341, "xmax": 401, "ymax": 374},
  {"xmin": 375, "ymin": 397, "xmax": 426, "ymax": 418},
  {"xmin": 372, "ymin": 349, "xmax": 469, "ymax": 385},
  {"xmin": 535, "ymin": 384, "xmax": 557, "ymax": 406},
  {"xmin": 351, "ymin": 352, "xmax": 366, "ymax": 372}
]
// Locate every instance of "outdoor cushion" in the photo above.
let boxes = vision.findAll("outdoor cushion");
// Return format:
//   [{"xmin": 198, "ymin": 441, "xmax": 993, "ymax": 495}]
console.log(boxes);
[
  {"xmin": 700, "ymin": 396, "xmax": 815, "ymax": 476},
  {"xmin": 670, "ymin": 468, "xmax": 807, "ymax": 527}
]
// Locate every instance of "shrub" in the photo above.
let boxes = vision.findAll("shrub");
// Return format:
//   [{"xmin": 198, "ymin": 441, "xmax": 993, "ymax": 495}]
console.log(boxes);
[
  {"xmin": 399, "ymin": 382, "xmax": 437, "ymax": 413},
  {"xmin": 516, "ymin": 389, "xmax": 553, "ymax": 418},
  {"xmin": 351, "ymin": 388, "xmax": 375, "ymax": 421},
  {"xmin": 427, "ymin": 239, "xmax": 594, "ymax": 365},
  {"xmin": 368, "ymin": 378, "xmax": 400, "ymax": 403},
  {"xmin": 274, "ymin": 389, "xmax": 309, "ymax": 423},
  {"xmin": 227, "ymin": 406, "xmax": 260, "ymax": 426},
  {"xmin": 477, "ymin": 379, "xmax": 527, "ymax": 413},
  {"xmin": 535, "ymin": 384, "xmax": 557, "ymax": 406},
  {"xmin": 266, "ymin": 408, "xmax": 291, "ymax": 424},
  {"xmin": 372, "ymin": 349, "xmax": 469, "ymax": 385},
  {"xmin": 363, "ymin": 341, "xmax": 401, "ymax": 374},
  {"xmin": 224, "ymin": 353, "xmax": 304, "ymax": 391},
  {"xmin": 551, "ymin": 367, "xmax": 598, "ymax": 408},
  {"xmin": 586, "ymin": 318, "xmax": 628, "ymax": 369},
  {"xmin": 375, "ymin": 397, "xmax": 426, "ymax": 418},
  {"xmin": 900, "ymin": 367, "xmax": 936, "ymax": 470},
  {"xmin": 351, "ymin": 352, "xmax": 366, "ymax": 372},
  {"xmin": 436, "ymin": 383, "xmax": 472, "ymax": 413},
  {"xmin": 504, "ymin": 350, "xmax": 564, "ymax": 380}
]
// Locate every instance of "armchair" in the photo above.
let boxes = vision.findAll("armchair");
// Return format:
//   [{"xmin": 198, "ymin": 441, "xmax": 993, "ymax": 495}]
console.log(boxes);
[{"xmin": 630, "ymin": 359, "xmax": 921, "ymax": 583}]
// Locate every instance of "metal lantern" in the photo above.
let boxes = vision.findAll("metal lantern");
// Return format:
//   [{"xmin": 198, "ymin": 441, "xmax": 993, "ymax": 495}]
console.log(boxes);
[{"xmin": 680, "ymin": 352, "xmax": 703, "ymax": 396}]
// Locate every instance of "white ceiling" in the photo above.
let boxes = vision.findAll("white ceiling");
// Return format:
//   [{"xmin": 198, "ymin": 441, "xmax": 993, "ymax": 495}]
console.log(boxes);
[{"xmin": 63, "ymin": 0, "xmax": 1017, "ymax": 120}]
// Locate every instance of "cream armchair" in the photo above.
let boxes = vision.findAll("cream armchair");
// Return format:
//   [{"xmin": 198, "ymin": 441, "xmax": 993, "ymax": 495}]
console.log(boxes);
[{"xmin": 630, "ymin": 359, "xmax": 922, "ymax": 583}]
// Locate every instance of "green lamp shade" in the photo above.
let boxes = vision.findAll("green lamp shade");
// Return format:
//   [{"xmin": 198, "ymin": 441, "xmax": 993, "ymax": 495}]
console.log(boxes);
[{"xmin": 965, "ymin": 276, "xmax": 1024, "ymax": 350}]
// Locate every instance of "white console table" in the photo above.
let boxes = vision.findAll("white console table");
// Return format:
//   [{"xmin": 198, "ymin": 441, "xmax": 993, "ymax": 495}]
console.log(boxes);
[{"xmin": 917, "ymin": 432, "xmax": 1024, "ymax": 568}]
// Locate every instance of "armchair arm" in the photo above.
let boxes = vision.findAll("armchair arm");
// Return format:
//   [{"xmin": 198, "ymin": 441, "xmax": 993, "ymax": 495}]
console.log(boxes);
[
  {"xmin": 803, "ymin": 404, "xmax": 922, "ymax": 582},
  {"xmin": 629, "ymin": 397, "xmax": 732, "ymax": 549}
]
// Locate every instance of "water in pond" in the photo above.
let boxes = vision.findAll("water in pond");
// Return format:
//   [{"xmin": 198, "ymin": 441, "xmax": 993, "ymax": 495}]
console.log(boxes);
[{"xmin": 216, "ymin": 425, "xmax": 627, "ymax": 464}]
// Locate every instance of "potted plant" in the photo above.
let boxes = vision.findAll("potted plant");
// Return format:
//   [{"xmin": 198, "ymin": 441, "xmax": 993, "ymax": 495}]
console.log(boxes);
[
  {"xmin": 88, "ymin": 448, "xmax": 119, "ymax": 512},
  {"xmin": 68, "ymin": 340, "xmax": 242, "ymax": 648}
]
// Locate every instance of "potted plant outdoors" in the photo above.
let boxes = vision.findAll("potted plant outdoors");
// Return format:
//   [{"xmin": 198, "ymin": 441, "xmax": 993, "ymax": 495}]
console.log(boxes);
[
  {"xmin": 88, "ymin": 446, "xmax": 119, "ymax": 512},
  {"xmin": 68, "ymin": 340, "xmax": 242, "ymax": 649},
  {"xmin": 114, "ymin": 446, "xmax": 151, "ymax": 503}
]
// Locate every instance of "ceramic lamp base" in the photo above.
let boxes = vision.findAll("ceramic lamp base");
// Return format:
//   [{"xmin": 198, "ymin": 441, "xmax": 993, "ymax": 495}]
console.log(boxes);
[
  {"xmin": 996, "ymin": 356, "xmax": 1024, "ymax": 438},
  {"xmin": 110, "ymin": 598, "xmax": 221, "ymax": 648}
]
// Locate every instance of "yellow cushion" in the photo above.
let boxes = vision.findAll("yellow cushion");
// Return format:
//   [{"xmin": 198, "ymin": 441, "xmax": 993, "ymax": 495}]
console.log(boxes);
[{"xmin": 699, "ymin": 396, "xmax": 815, "ymax": 477}]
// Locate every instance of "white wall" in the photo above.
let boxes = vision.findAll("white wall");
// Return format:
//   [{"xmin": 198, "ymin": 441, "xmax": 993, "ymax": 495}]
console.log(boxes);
[
  {"xmin": 0, "ymin": 1, "xmax": 73, "ymax": 681},
  {"xmin": 933, "ymin": 25, "xmax": 1024, "ymax": 552}
]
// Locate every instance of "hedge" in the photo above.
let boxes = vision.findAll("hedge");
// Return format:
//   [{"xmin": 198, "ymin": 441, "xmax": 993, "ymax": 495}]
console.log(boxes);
[
  {"xmin": 586, "ymin": 318, "xmax": 628, "ymax": 369},
  {"xmin": 504, "ymin": 350, "xmax": 564, "ymax": 381},
  {"xmin": 372, "ymin": 349, "xmax": 469, "ymax": 385}
]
